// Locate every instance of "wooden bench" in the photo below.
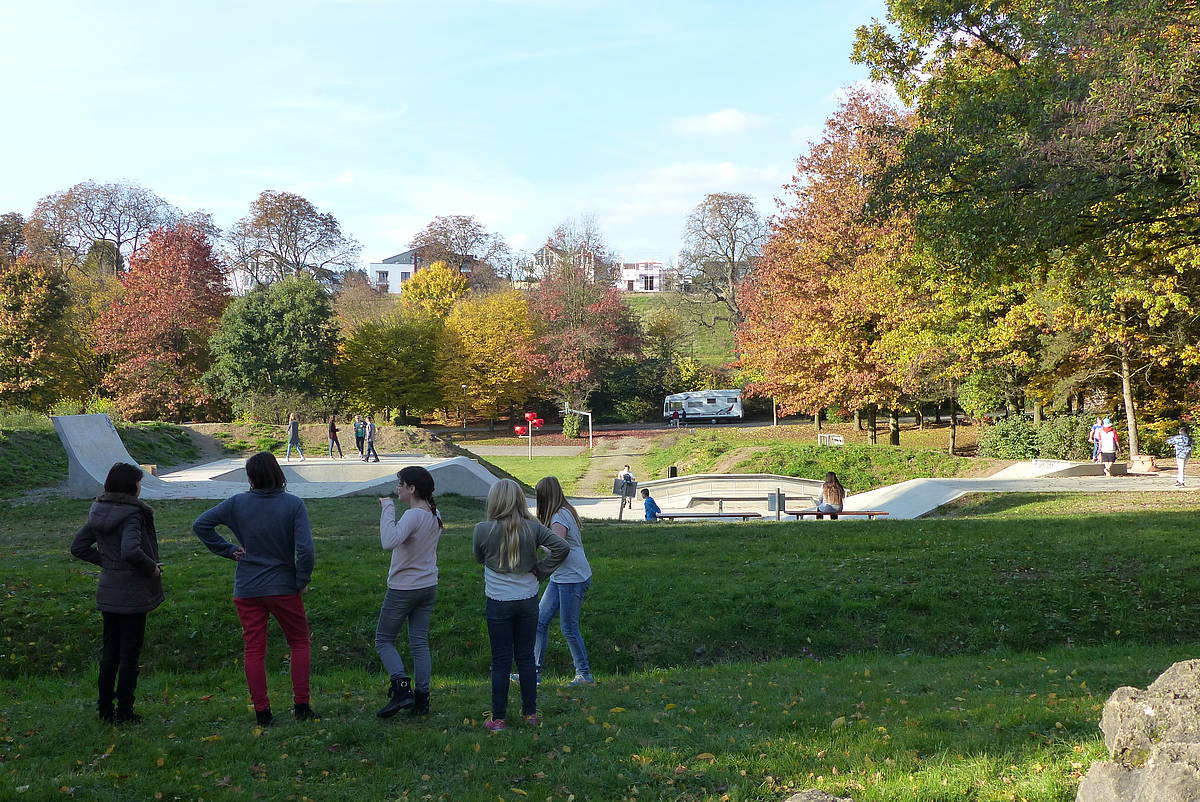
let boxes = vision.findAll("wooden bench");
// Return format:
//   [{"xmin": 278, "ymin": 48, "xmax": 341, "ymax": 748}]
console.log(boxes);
[
  {"xmin": 655, "ymin": 511, "xmax": 764, "ymax": 522},
  {"xmin": 784, "ymin": 509, "xmax": 890, "ymax": 520}
]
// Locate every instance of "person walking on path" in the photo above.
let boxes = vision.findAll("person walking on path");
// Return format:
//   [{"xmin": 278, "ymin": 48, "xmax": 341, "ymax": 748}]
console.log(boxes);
[
  {"xmin": 192, "ymin": 452, "xmax": 319, "ymax": 726},
  {"xmin": 616, "ymin": 465, "xmax": 635, "ymax": 510},
  {"xmin": 353, "ymin": 415, "xmax": 366, "ymax": 458},
  {"xmin": 641, "ymin": 488, "xmax": 661, "ymax": 521},
  {"xmin": 1098, "ymin": 418, "xmax": 1120, "ymax": 477},
  {"xmin": 530, "ymin": 477, "xmax": 595, "ymax": 687},
  {"xmin": 816, "ymin": 472, "xmax": 845, "ymax": 520},
  {"xmin": 374, "ymin": 466, "xmax": 442, "ymax": 718},
  {"xmin": 327, "ymin": 415, "xmax": 343, "ymax": 459},
  {"xmin": 70, "ymin": 462, "xmax": 164, "ymax": 724},
  {"xmin": 363, "ymin": 416, "xmax": 380, "ymax": 462},
  {"xmin": 1167, "ymin": 427, "xmax": 1193, "ymax": 487},
  {"xmin": 286, "ymin": 413, "xmax": 305, "ymax": 462},
  {"xmin": 1089, "ymin": 417, "xmax": 1103, "ymax": 463},
  {"xmin": 472, "ymin": 479, "xmax": 569, "ymax": 732}
]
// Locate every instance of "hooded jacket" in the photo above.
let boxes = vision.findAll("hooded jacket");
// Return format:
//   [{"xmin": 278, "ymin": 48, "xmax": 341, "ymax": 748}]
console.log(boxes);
[{"xmin": 70, "ymin": 493, "xmax": 164, "ymax": 614}]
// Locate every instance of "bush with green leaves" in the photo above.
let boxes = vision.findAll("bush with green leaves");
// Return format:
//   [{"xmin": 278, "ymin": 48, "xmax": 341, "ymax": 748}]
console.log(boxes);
[
  {"xmin": 977, "ymin": 416, "xmax": 1039, "ymax": 459},
  {"xmin": 562, "ymin": 412, "xmax": 582, "ymax": 438},
  {"xmin": 1034, "ymin": 414, "xmax": 1095, "ymax": 461}
]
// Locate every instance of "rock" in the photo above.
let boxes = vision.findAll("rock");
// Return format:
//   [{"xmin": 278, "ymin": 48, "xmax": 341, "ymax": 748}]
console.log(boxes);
[
  {"xmin": 783, "ymin": 791, "xmax": 854, "ymax": 802},
  {"xmin": 1077, "ymin": 659, "xmax": 1200, "ymax": 801}
]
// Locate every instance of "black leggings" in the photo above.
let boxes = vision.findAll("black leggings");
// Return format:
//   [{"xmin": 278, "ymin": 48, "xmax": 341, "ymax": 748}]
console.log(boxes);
[{"xmin": 99, "ymin": 611, "xmax": 146, "ymax": 712}]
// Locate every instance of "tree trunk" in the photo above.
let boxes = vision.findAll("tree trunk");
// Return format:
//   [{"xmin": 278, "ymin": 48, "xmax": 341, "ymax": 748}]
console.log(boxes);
[
  {"xmin": 949, "ymin": 404, "xmax": 958, "ymax": 456},
  {"xmin": 1065, "ymin": 395, "xmax": 1073, "ymax": 415},
  {"xmin": 934, "ymin": 403, "xmax": 942, "ymax": 425},
  {"xmin": 889, "ymin": 408, "xmax": 900, "ymax": 446},
  {"xmin": 867, "ymin": 405, "xmax": 877, "ymax": 444},
  {"xmin": 854, "ymin": 409, "xmax": 863, "ymax": 430},
  {"xmin": 815, "ymin": 408, "xmax": 822, "ymax": 433},
  {"xmin": 1033, "ymin": 403, "xmax": 1043, "ymax": 428},
  {"xmin": 1120, "ymin": 343, "xmax": 1140, "ymax": 456}
]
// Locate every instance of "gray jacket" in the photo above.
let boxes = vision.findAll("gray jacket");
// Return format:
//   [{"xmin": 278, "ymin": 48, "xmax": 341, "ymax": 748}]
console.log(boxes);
[
  {"xmin": 472, "ymin": 519, "xmax": 569, "ymax": 581},
  {"xmin": 70, "ymin": 494, "xmax": 164, "ymax": 615}
]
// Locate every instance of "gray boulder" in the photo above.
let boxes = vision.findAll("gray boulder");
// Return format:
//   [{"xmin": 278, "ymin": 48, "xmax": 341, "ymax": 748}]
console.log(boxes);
[
  {"xmin": 784, "ymin": 791, "xmax": 854, "ymax": 802},
  {"xmin": 1077, "ymin": 659, "xmax": 1200, "ymax": 801}
]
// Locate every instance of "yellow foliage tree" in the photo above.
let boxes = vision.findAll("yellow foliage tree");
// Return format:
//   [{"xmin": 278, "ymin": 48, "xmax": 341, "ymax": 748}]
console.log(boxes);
[
  {"xmin": 439, "ymin": 290, "xmax": 539, "ymax": 426},
  {"xmin": 401, "ymin": 260, "xmax": 469, "ymax": 318}
]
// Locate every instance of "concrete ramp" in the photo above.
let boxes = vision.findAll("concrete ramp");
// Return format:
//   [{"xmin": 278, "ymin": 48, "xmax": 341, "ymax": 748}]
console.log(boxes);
[{"xmin": 52, "ymin": 414, "xmax": 171, "ymax": 497}]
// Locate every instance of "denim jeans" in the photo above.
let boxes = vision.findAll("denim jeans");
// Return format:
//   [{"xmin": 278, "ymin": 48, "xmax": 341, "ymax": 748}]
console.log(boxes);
[
  {"xmin": 328, "ymin": 436, "xmax": 342, "ymax": 458},
  {"xmin": 363, "ymin": 441, "xmax": 379, "ymax": 461},
  {"xmin": 815, "ymin": 503, "xmax": 841, "ymax": 520},
  {"xmin": 99, "ymin": 611, "xmax": 146, "ymax": 712},
  {"xmin": 534, "ymin": 579, "xmax": 591, "ymax": 677},
  {"xmin": 485, "ymin": 596, "xmax": 538, "ymax": 720},
  {"xmin": 286, "ymin": 439, "xmax": 304, "ymax": 459},
  {"xmin": 375, "ymin": 585, "xmax": 437, "ymax": 692}
]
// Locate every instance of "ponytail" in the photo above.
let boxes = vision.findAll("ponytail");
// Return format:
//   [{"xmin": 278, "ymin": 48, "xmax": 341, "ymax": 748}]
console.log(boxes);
[{"xmin": 397, "ymin": 466, "xmax": 442, "ymax": 530}]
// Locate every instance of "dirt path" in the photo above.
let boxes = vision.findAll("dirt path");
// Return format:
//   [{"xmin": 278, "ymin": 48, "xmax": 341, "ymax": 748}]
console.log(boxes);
[{"xmin": 578, "ymin": 434, "xmax": 654, "ymax": 496}]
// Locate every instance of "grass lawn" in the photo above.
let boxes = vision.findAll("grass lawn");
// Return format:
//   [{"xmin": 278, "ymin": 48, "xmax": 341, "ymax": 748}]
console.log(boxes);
[
  {"xmin": 4, "ymin": 492, "xmax": 1200, "ymax": 800},
  {"xmin": 644, "ymin": 428, "xmax": 1001, "ymax": 493},
  {"xmin": 623, "ymin": 293, "xmax": 736, "ymax": 367},
  {"xmin": 481, "ymin": 455, "xmax": 592, "ymax": 496}
]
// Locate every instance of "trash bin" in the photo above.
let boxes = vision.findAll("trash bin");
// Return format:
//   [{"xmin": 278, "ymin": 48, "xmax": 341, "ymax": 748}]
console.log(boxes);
[{"xmin": 668, "ymin": 465, "xmax": 678, "ymax": 478}]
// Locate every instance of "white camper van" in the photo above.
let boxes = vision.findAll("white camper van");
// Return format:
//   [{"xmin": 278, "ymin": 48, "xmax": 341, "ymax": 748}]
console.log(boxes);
[{"xmin": 663, "ymin": 389, "xmax": 743, "ymax": 424}]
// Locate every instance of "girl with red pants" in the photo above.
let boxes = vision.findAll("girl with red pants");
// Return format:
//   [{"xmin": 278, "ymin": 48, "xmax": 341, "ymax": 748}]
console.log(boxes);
[{"xmin": 193, "ymin": 452, "xmax": 318, "ymax": 726}]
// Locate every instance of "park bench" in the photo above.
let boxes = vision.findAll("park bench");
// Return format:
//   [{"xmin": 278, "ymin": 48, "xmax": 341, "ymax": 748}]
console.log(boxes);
[
  {"xmin": 655, "ymin": 511, "xmax": 764, "ymax": 522},
  {"xmin": 785, "ymin": 509, "xmax": 890, "ymax": 521}
]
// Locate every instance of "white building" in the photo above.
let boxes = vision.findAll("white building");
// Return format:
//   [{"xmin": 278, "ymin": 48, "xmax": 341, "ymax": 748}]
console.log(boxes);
[
  {"xmin": 369, "ymin": 248, "xmax": 478, "ymax": 294},
  {"xmin": 615, "ymin": 261, "xmax": 667, "ymax": 292}
]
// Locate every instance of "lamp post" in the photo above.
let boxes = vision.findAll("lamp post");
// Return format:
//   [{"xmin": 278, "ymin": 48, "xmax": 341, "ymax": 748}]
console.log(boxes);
[
  {"xmin": 514, "ymin": 411, "xmax": 543, "ymax": 461},
  {"xmin": 460, "ymin": 384, "xmax": 468, "ymax": 429}
]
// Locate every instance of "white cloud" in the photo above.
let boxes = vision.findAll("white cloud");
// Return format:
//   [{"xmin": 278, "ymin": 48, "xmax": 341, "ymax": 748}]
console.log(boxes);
[
  {"xmin": 671, "ymin": 108, "xmax": 769, "ymax": 136},
  {"xmin": 265, "ymin": 96, "xmax": 408, "ymax": 124}
]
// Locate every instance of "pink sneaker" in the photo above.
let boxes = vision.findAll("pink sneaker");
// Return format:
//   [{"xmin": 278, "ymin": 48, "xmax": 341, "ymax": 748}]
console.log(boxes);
[
  {"xmin": 484, "ymin": 718, "xmax": 507, "ymax": 732},
  {"xmin": 523, "ymin": 714, "xmax": 540, "ymax": 727}
]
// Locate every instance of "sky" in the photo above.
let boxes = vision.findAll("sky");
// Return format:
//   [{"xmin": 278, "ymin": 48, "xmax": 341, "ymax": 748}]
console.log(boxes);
[{"xmin": 0, "ymin": 0, "xmax": 889, "ymax": 267}]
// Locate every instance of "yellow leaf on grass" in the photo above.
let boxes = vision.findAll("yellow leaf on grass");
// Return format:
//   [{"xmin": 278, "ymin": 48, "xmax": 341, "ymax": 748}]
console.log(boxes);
[
  {"xmin": 664, "ymin": 703, "xmax": 677, "ymax": 710},
  {"xmin": 510, "ymin": 789, "xmax": 528, "ymax": 796},
  {"xmin": 609, "ymin": 707, "xmax": 627, "ymax": 713},
  {"xmin": 201, "ymin": 735, "xmax": 222, "ymax": 742},
  {"xmin": 696, "ymin": 753, "xmax": 716, "ymax": 761},
  {"xmin": 155, "ymin": 757, "xmax": 165, "ymax": 767},
  {"xmin": 831, "ymin": 717, "xmax": 847, "ymax": 729}
]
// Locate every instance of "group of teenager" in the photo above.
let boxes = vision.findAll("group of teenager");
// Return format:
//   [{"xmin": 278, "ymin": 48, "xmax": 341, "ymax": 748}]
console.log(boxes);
[
  {"xmin": 285, "ymin": 413, "xmax": 380, "ymax": 463},
  {"xmin": 70, "ymin": 454, "xmax": 594, "ymax": 731},
  {"xmin": 1088, "ymin": 417, "xmax": 1193, "ymax": 484}
]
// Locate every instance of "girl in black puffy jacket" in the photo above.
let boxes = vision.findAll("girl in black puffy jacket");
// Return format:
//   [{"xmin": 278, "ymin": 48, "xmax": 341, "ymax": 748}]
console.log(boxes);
[{"xmin": 70, "ymin": 462, "xmax": 163, "ymax": 724}]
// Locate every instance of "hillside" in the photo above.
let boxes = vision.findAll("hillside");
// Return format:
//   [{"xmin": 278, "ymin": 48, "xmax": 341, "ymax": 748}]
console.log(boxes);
[{"xmin": 623, "ymin": 291, "xmax": 735, "ymax": 366}]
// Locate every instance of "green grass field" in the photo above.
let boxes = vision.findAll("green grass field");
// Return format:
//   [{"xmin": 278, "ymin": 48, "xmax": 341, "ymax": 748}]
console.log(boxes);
[
  {"xmin": 481, "ymin": 455, "xmax": 592, "ymax": 496},
  {"xmin": 623, "ymin": 293, "xmax": 736, "ymax": 366},
  {"xmin": 3, "ymin": 492, "xmax": 1200, "ymax": 799}
]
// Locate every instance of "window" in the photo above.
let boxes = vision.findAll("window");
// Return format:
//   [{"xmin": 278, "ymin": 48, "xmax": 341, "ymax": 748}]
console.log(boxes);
[
  {"xmin": 642, "ymin": 276, "xmax": 655, "ymax": 291},
  {"xmin": 706, "ymin": 398, "xmax": 716, "ymax": 405},
  {"xmin": 401, "ymin": 272, "xmax": 411, "ymax": 282},
  {"xmin": 376, "ymin": 270, "xmax": 388, "ymax": 283},
  {"xmin": 626, "ymin": 280, "xmax": 634, "ymax": 291}
]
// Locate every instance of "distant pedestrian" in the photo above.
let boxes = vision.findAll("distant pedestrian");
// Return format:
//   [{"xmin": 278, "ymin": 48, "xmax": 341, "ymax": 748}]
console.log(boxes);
[
  {"xmin": 354, "ymin": 415, "xmax": 366, "ymax": 458},
  {"xmin": 616, "ymin": 465, "xmax": 635, "ymax": 510},
  {"xmin": 363, "ymin": 416, "xmax": 380, "ymax": 463},
  {"xmin": 1167, "ymin": 426, "xmax": 1193, "ymax": 487},
  {"xmin": 286, "ymin": 413, "xmax": 305, "ymax": 462},
  {"xmin": 472, "ymin": 479, "xmax": 569, "ymax": 732},
  {"xmin": 670, "ymin": 409, "xmax": 680, "ymax": 427},
  {"xmin": 374, "ymin": 466, "xmax": 442, "ymax": 718},
  {"xmin": 816, "ymin": 471, "xmax": 845, "ymax": 520},
  {"xmin": 1089, "ymin": 417, "xmax": 1103, "ymax": 463},
  {"xmin": 327, "ymin": 415, "xmax": 343, "ymax": 459},
  {"xmin": 70, "ymin": 462, "xmax": 164, "ymax": 724},
  {"xmin": 192, "ymin": 452, "xmax": 318, "ymax": 727},
  {"xmin": 641, "ymin": 487, "xmax": 660, "ymax": 521},
  {"xmin": 1098, "ymin": 418, "xmax": 1119, "ymax": 477}
]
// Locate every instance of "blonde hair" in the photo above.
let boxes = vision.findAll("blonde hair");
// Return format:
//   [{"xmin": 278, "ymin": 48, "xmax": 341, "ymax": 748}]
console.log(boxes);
[
  {"xmin": 535, "ymin": 476, "xmax": 580, "ymax": 529},
  {"xmin": 485, "ymin": 479, "xmax": 532, "ymax": 570}
]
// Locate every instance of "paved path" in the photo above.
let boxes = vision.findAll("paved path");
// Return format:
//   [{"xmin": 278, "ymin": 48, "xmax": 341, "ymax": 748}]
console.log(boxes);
[{"xmin": 462, "ymin": 445, "xmax": 586, "ymax": 457}]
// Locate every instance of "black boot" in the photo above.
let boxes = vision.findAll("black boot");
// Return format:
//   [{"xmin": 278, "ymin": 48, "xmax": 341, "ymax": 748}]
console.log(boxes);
[
  {"xmin": 376, "ymin": 675, "xmax": 415, "ymax": 718},
  {"xmin": 114, "ymin": 708, "xmax": 142, "ymax": 724},
  {"xmin": 294, "ymin": 702, "xmax": 320, "ymax": 721},
  {"xmin": 98, "ymin": 703, "xmax": 114, "ymax": 724},
  {"xmin": 409, "ymin": 690, "xmax": 430, "ymax": 716},
  {"xmin": 255, "ymin": 707, "xmax": 275, "ymax": 727}
]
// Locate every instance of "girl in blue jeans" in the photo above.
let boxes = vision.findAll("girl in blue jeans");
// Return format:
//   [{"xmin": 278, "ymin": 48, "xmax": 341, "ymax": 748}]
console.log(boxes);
[{"xmin": 533, "ymin": 476, "xmax": 595, "ymax": 686}]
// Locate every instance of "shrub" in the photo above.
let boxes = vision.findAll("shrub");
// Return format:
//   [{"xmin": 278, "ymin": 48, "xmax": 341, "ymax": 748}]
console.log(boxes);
[
  {"xmin": 977, "ymin": 416, "xmax": 1039, "ymax": 459},
  {"xmin": 1034, "ymin": 414, "xmax": 1095, "ymax": 461},
  {"xmin": 613, "ymin": 398, "xmax": 656, "ymax": 423},
  {"xmin": 1139, "ymin": 418, "xmax": 1184, "ymax": 458},
  {"xmin": 562, "ymin": 413, "xmax": 582, "ymax": 439}
]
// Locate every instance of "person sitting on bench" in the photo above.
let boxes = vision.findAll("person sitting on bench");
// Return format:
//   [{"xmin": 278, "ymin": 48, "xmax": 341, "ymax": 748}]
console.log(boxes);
[{"xmin": 816, "ymin": 472, "xmax": 844, "ymax": 520}]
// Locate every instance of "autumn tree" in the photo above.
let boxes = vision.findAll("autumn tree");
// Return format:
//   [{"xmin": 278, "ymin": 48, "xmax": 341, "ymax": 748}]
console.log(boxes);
[
  {"xmin": 679, "ymin": 193, "xmax": 766, "ymax": 328},
  {"xmin": 0, "ymin": 253, "xmax": 69, "ymax": 408},
  {"xmin": 410, "ymin": 215, "xmax": 510, "ymax": 288},
  {"xmin": 332, "ymin": 270, "xmax": 396, "ymax": 334},
  {"xmin": 94, "ymin": 225, "xmax": 230, "ymax": 420},
  {"xmin": 534, "ymin": 215, "xmax": 617, "ymax": 283},
  {"xmin": 528, "ymin": 264, "xmax": 642, "ymax": 409},
  {"xmin": 437, "ymin": 290, "xmax": 539, "ymax": 427},
  {"xmin": 400, "ymin": 260, "xmax": 470, "ymax": 319},
  {"xmin": 738, "ymin": 88, "xmax": 913, "ymax": 443},
  {"xmin": 205, "ymin": 275, "xmax": 340, "ymax": 412},
  {"xmin": 339, "ymin": 312, "xmax": 442, "ymax": 417},
  {"xmin": 0, "ymin": 213, "xmax": 24, "ymax": 264},
  {"xmin": 226, "ymin": 190, "xmax": 360, "ymax": 285},
  {"xmin": 28, "ymin": 181, "xmax": 179, "ymax": 272}
]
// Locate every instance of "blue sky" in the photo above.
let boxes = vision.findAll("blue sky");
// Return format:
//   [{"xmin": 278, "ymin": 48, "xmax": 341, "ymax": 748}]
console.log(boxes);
[{"xmin": 1, "ymin": 0, "xmax": 887, "ymax": 266}]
